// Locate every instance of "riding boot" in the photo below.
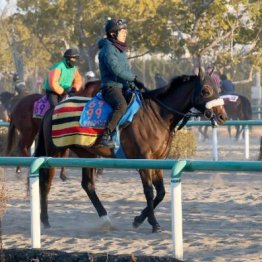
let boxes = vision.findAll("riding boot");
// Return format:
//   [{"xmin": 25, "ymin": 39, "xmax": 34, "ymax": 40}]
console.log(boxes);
[{"xmin": 98, "ymin": 128, "xmax": 115, "ymax": 148}]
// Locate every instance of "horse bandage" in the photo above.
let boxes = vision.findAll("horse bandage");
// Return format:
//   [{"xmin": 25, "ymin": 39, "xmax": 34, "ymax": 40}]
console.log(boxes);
[{"xmin": 205, "ymin": 98, "xmax": 224, "ymax": 109}]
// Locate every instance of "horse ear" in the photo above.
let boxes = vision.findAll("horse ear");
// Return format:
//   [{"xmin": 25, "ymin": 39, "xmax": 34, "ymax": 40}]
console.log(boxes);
[{"xmin": 198, "ymin": 66, "xmax": 205, "ymax": 81}]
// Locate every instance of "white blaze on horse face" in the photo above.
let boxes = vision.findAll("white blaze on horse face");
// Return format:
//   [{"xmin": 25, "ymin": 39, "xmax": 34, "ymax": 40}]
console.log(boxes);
[{"xmin": 205, "ymin": 98, "xmax": 224, "ymax": 109}]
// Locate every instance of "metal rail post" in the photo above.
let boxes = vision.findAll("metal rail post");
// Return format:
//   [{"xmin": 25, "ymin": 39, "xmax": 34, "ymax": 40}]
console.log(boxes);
[
  {"xmin": 170, "ymin": 160, "xmax": 187, "ymax": 260},
  {"xmin": 212, "ymin": 126, "xmax": 218, "ymax": 161},
  {"xmin": 29, "ymin": 157, "xmax": 46, "ymax": 248},
  {"xmin": 244, "ymin": 126, "xmax": 250, "ymax": 159}
]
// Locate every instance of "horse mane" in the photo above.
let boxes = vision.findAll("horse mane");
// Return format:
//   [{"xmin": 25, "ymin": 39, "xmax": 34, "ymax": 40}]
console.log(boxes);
[
  {"xmin": 143, "ymin": 75, "xmax": 198, "ymax": 99},
  {"xmin": 84, "ymin": 79, "xmax": 101, "ymax": 89}
]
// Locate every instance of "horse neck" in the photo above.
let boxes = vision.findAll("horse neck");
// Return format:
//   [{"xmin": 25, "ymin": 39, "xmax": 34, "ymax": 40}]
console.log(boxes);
[
  {"xmin": 78, "ymin": 80, "xmax": 101, "ymax": 97},
  {"xmin": 146, "ymin": 81, "xmax": 195, "ymax": 131}
]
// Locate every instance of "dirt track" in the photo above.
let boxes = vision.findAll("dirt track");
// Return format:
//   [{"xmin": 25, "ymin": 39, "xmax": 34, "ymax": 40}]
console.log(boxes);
[{"xmin": 1, "ymin": 126, "xmax": 262, "ymax": 262}]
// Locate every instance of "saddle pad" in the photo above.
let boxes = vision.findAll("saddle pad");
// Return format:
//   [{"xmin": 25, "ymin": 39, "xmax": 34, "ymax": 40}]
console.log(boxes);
[
  {"xmin": 33, "ymin": 95, "xmax": 50, "ymax": 118},
  {"xmin": 80, "ymin": 91, "xmax": 142, "ymax": 129},
  {"xmin": 220, "ymin": 95, "xmax": 238, "ymax": 102},
  {"xmin": 80, "ymin": 92, "xmax": 112, "ymax": 128},
  {"xmin": 51, "ymin": 97, "xmax": 104, "ymax": 148}
]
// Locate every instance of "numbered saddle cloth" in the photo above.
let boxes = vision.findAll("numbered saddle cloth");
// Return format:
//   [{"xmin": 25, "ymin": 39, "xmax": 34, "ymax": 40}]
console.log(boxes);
[
  {"xmin": 79, "ymin": 92, "xmax": 141, "ymax": 129},
  {"xmin": 220, "ymin": 95, "xmax": 238, "ymax": 102},
  {"xmin": 33, "ymin": 95, "xmax": 50, "ymax": 118}
]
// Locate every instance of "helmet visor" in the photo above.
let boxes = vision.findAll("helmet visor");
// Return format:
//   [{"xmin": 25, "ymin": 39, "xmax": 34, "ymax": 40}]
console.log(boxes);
[{"xmin": 116, "ymin": 19, "xmax": 127, "ymax": 30}]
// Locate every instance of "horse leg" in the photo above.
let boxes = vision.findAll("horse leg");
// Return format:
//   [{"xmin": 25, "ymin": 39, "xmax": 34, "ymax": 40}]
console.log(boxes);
[
  {"xmin": 81, "ymin": 167, "xmax": 109, "ymax": 225},
  {"xmin": 235, "ymin": 125, "xmax": 241, "ymax": 140},
  {"xmin": 39, "ymin": 167, "xmax": 56, "ymax": 228},
  {"xmin": 198, "ymin": 126, "xmax": 209, "ymax": 141},
  {"xmin": 258, "ymin": 136, "xmax": 262, "ymax": 161},
  {"xmin": 96, "ymin": 157, "xmax": 104, "ymax": 176},
  {"xmin": 59, "ymin": 149, "xmax": 69, "ymax": 181},
  {"xmin": 16, "ymin": 131, "xmax": 36, "ymax": 173},
  {"xmin": 133, "ymin": 170, "xmax": 164, "ymax": 233},
  {"xmin": 227, "ymin": 126, "xmax": 232, "ymax": 139},
  {"xmin": 96, "ymin": 168, "xmax": 104, "ymax": 176}
]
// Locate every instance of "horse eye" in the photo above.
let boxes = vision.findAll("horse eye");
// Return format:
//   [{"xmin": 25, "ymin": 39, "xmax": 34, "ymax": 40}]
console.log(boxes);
[{"xmin": 201, "ymin": 85, "xmax": 213, "ymax": 98}]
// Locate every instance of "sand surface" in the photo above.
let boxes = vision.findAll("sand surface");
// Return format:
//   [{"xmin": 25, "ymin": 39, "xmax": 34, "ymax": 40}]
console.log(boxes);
[{"xmin": 1, "ymin": 126, "xmax": 262, "ymax": 261}]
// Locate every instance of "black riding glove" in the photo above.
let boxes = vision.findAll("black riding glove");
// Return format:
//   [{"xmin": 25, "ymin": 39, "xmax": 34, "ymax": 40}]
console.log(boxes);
[
  {"xmin": 134, "ymin": 77, "xmax": 144, "ymax": 90},
  {"xmin": 62, "ymin": 89, "xmax": 68, "ymax": 96},
  {"xmin": 68, "ymin": 87, "xmax": 77, "ymax": 97},
  {"xmin": 128, "ymin": 82, "xmax": 137, "ymax": 90}
]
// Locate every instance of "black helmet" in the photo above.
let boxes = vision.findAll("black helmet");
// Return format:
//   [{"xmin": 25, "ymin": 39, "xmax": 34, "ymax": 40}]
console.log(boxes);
[
  {"xmin": 105, "ymin": 18, "xmax": 127, "ymax": 34},
  {"xmin": 63, "ymin": 48, "xmax": 80, "ymax": 59},
  {"xmin": 13, "ymin": 73, "xmax": 20, "ymax": 82}
]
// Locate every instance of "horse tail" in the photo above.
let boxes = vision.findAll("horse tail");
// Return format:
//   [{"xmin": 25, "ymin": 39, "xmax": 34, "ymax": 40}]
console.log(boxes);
[
  {"xmin": 6, "ymin": 121, "xmax": 17, "ymax": 155},
  {"xmin": 34, "ymin": 119, "xmax": 46, "ymax": 157},
  {"xmin": 242, "ymin": 96, "xmax": 252, "ymax": 120}
]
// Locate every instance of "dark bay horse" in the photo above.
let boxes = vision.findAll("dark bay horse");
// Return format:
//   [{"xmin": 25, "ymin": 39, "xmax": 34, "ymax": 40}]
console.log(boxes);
[
  {"xmin": 199, "ymin": 94, "xmax": 252, "ymax": 140},
  {"xmin": 5, "ymin": 80, "xmax": 101, "ymax": 176},
  {"xmin": 222, "ymin": 94, "xmax": 252, "ymax": 139},
  {"xmin": 35, "ymin": 73, "xmax": 227, "ymax": 232}
]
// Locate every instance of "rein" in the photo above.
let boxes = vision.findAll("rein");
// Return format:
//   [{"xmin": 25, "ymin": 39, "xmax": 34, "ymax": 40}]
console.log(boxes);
[
  {"xmin": 141, "ymin": 84, "xmax": 197, "ymax": 117},
  {"xmin": 141, "ymin": 84, "xmax": 201, "ymax": 130},
  {"xmin": 140, "ymin": 82, "xmax": 220, "ymax": 131},
  {"xmin": 152, "ymin": 97, "xmax": 201, "ymax": 130}
]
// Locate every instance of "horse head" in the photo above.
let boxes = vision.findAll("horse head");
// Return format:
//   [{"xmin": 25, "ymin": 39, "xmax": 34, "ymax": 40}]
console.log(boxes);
[{"xmin": 193, "ymin": 74, "xmax": 227, "ymax": 126}]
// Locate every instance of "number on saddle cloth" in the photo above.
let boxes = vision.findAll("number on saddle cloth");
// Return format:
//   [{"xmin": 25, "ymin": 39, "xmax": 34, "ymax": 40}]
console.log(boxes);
[
  {"xmin": 220, "ymin": 94, "xmax": 238, "ymax": 102},
  {"xmin": 79, "ymin": 91, "xmax": 142, "ymax": 129},
  {"xmin": 33, "ymin": 95, "xmax": 50, "ymax": 118}
]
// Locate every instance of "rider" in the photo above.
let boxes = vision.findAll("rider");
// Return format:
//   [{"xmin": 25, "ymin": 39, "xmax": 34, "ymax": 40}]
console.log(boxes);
[
  {"xmin": 205, "ymin": 66, "xmax": 221, "ymax": 93},
  {"xmin": 43, "ymin": 48, "xmax": 82, "ymax": 108},
  {"xmin": 13, "ymin": 73, "xmax": 27, "ymax": 95},
  {"xmin": 97, "ymin": 18, "xmax": 144, "ymax": 148},
  {"xmin": 220, "ymin": 74, "xmax": 236, "ymax": 95}
]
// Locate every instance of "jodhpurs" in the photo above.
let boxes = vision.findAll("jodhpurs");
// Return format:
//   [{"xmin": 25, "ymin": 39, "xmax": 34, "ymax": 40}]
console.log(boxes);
[
  {"xmin": 46, "ymin": 90, "xmax": 63, "ymax": 109},
  {"xmin": 101, "ymin": 86, "xmax": 128, "ymax": 133}
]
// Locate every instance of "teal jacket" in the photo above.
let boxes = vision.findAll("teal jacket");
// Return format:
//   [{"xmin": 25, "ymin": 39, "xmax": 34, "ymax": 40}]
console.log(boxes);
[{"xmin": 98, "ymin": 38, "xmax": 134, "ymax": 89}]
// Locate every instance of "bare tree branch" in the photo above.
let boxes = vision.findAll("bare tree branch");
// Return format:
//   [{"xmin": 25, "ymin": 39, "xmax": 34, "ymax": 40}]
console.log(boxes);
[{"xmin": 128, "ymin": 50, "xmax": 151, "ymax": 60}]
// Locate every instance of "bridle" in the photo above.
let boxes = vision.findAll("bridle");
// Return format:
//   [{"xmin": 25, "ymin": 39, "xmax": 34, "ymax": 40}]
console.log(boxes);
[{"xmin": 141, "ymin": 79, "xmax": 224, "ymax": 130}]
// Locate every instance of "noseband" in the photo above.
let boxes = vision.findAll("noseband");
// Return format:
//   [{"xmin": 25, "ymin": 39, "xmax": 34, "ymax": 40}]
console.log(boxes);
[{"xmin": 203, "ymin": 98, "xmax": 224, "ymax": 126}]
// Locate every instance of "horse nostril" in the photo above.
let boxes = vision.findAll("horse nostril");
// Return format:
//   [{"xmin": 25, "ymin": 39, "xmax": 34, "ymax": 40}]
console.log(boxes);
[{"xmin": 219, "ymin": 114, "xmax": 227, "ymax": 122}]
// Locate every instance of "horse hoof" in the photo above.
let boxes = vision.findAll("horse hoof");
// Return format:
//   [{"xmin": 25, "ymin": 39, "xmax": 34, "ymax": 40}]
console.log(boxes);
[
  {"xmin": 96, "ymin": 169, "xmax": 103, "ymax": 176},
  {"xmin": 152, "ymin": 224, "xmax": 161, "ymax": 233},
  {"xmin": 43, "ymin": 222, "xmax": 51, "ymax": 229},
  {"xmin": 100, "ymin": 215, "xmax": 112, "ymax": 230},
  {"xmin": 132, "ymin": 216, "xmax": 143, "ymax": 229},
  {"xmin": 60, "ymin": 175, "xmax": 68, "ymax": 182}
]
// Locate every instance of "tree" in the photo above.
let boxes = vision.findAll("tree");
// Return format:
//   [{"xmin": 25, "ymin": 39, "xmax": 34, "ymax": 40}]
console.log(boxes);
[{"xmin": 2, "ymin": 0, "xmax": 260, "ymax": 91}]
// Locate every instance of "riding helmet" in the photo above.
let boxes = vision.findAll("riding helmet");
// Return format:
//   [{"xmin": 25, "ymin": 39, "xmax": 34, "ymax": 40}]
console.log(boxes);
[
  {"xmin": 63, "ymin": 48, "xmax": 80, "ymax": 58},
  {"xmin": 105, "ymin": 18, "xmax": 127, "ymax": 34}
]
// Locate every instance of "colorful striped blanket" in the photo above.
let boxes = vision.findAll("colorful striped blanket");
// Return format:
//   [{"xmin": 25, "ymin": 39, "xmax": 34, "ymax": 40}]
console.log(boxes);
[{"xmin": 51, "ymin": 97, "xmax": 104, "ymax": 148}]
